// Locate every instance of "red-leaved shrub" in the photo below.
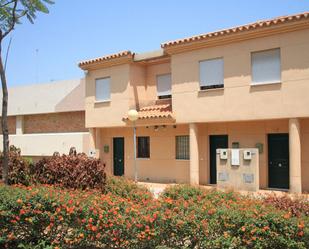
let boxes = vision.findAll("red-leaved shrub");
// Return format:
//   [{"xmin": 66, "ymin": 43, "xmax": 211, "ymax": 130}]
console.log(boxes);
[
  {"xmin": 263, "ymin": 194, "xmax": 309, "ymax": 217},
  {"xmin": 0, "ymin": 145, "xmax": 32, "ymax": 186},
  {"xmin": 31, "ymin": 152, "xmax": 106, "ymax": 190}
]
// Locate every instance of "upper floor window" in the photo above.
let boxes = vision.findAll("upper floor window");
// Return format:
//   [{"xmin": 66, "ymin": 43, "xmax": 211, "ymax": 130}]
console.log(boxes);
[
  {"xmin": 251, "ymin": 48, "xmax": 281, "ymax": 85},
  {"xmin": 95, "ymin": 77, "xmax": 110, "ymax": 101},
  {"xmin": 199, "ymin": 58, "xmax": 224, "ymax": 90},
  {"xmin": 157, "ymin": 74, "xmax": 171, "ymax": 99},
  {"xmin": 137, "ymin": 136, "xmax": 150, "ymax": 158}
]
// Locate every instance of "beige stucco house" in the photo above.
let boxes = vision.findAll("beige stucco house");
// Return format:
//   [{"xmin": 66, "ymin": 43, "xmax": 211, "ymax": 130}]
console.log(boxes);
[{"xmin": 79, "ymin": 12, "xmax": 309, "ymax": 193}]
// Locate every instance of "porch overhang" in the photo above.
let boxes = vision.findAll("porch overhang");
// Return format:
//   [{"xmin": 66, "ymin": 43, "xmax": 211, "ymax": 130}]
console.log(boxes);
[{"xmin": 122, "ymin": 101, "xmax": 175, "ymax": 126}]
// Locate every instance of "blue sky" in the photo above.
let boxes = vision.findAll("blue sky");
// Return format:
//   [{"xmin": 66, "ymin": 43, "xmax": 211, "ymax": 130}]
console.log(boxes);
[{"xmin": 4, "ymin": 0, "xmax": 309, "ymax": 87}]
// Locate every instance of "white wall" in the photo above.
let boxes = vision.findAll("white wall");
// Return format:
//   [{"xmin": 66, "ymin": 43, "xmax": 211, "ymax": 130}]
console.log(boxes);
[{"xmin": 0, "ymin": 132, "xmax": 89, "ymax": 156}]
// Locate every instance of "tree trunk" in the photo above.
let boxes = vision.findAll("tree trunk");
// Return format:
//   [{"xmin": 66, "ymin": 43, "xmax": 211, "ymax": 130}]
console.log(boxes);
[{"xmin": 0, "ymin": 40, "xmax": 9, "ymax": 185}]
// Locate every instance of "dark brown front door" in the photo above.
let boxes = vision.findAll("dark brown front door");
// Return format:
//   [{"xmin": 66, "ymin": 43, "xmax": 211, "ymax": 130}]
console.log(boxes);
[
  {"xmin": 268, "ymin": 134, "xmax": 289, "ymax": 189},
  {"xmin": 113, "ymin": 137, "xmax": 124, "ymax": 176},
  {"xmin": 209, "ymin": 135, "xmax": 228, "ymax": 184}
]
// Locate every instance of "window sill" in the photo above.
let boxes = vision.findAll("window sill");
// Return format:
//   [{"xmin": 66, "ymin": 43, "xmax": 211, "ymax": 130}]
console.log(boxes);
[
  {"xmin": 158, "ymin": 95, "xmax": 172, "ymax": 100},
  {"xmin": 137, "ymin": 158, "xmax": 150, "ymax": 160},
  {"xmin": 176, "ymin": 159, "xmax": 190, "ymax": 161},
  {"xmin": 94, "ymin": 99, "xmax": 111, "ymax": 104},
  {"xmin": 251, "ymin": 81, "xmax": 281, "ymax": 86},
  {"xmin": 199, "ymin": 87, "xmax": 224, "ymax": 93}
]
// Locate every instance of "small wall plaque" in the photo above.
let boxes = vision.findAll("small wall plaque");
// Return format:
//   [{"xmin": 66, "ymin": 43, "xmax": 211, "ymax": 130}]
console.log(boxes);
[
  {"xmin": 243, "ymin": 174, "xmax": 254, "ymax": 183},
  {"xmin": 232, "ymin": 142, "xmax": 240, "ymax": 148},
  {"xmin": 103, "ymin": 145, "xmax": 109, "ymax": 153},
  {"xmin": 218, "ymin": 172, "xmax": 229, "ymax": 181},
  {"xmin": 255, "ymin": 143, "xmax": 263, "ymax": 154}
]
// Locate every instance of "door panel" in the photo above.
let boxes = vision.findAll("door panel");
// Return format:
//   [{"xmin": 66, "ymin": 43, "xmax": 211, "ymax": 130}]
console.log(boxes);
[
  {"xmin": 268, "ymin": 134, "xmax": 289, "ymax": 189},
  {"xmin": 209, "ymin": 135, "xmax": 228, "ymax": 184},
  {"xmin": 113, "ymin": 137, "xmax": 124, "ymax": 176}
]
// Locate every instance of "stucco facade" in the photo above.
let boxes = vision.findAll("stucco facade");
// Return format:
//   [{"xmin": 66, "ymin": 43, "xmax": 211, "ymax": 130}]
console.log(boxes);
[{"xmin": 79, "ymin": 12, "xmax": 309, "ymax": 193}]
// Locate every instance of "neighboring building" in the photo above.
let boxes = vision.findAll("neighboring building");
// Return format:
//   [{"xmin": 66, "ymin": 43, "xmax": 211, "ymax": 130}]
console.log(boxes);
[
  {"xmin": 79, "ymin": 12, "xmax": 309, "ymax": 193},
  {"xmin": 0, "ymin": 79, "xmax": 89, "ymax": 159}
]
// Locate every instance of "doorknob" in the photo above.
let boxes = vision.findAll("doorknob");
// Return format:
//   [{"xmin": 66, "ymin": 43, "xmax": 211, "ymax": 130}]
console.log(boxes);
[{"xmin": 278, "ymin": 163, "xmax": 282, "ymax": 167}]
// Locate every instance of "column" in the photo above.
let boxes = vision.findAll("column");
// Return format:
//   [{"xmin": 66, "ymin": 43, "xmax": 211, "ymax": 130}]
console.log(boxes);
[
  {"xmin": 89, "ymin": 128, "xmax": 96, "ymax": 156},
  {"xmin": 189, "ymin": 123, "xmax": 199, "ymax": 185},
  {"xmin": 16, "ymin": 115, "xmax": 24, "ymax": 135},
  {"xmin": 289, "ymin": 118, "xmax": 302, "ymax": 193},
  {"xmin": 95, "ymin": 128, "xmax": 101, "ymax": 159}
]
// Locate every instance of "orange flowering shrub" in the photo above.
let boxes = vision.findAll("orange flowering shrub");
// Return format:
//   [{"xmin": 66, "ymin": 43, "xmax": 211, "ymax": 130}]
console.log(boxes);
[{"xmin": 0, "ymin": 182, "xmax": 308, "ymax": 248}]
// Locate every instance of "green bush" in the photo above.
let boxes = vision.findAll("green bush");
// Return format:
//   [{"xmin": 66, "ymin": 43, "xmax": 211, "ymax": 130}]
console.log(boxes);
[
  {"xmin": 104, "ymin": 176, "xmax": 152, "ymax": 202},
  {"xmin": 0, "ymin": 184, "xmax": 308, "ymax": 249}
]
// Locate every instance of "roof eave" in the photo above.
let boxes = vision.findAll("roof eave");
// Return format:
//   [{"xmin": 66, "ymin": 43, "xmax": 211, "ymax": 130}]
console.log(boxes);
[{"xmin": 161, "ymin": 14, "xmax": 309, "ymax": 54}]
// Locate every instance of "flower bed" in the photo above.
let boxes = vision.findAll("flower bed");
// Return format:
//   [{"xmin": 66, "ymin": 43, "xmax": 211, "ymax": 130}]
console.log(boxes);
[{"xmin": 0, "ymin": 181, "xmax": 308, "ymax": 249}]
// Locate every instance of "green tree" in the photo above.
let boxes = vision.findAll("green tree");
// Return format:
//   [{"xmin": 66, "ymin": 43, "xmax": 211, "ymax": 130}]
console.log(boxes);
[{"xmin": 0, "ymin": 0, "xmax": 53, "ymax": 184}]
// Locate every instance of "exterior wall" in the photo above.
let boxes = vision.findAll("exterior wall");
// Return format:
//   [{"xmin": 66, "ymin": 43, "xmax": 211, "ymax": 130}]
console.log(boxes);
[
  {"xmin": 301, "ymin": 118, "xmax": 309, "ymax": 191},
  {"xmin": 99, "ymin": 125, "xmax": 190, "ymax": 183},
  {"xmin": 23, "ymin": 111, "xmax": 87, "ymax": 134},
  {"xmin": 0, "ymin": 79, "xmax": 85, "ymax": 116},
  {"xmin": 85, "ymin": 62, "xmax": 172, "ymax": 127},
  {"xmin": 171, "ymin": 29, "xmax": 309, "ymax": 123},
  {"xmin": 0, "ymin": 132, "xmax": 89, "ymax": 156},
  {"xmin": 85, "ymin": 64, "xmax": 131, "ymax": 128},
  {"xmin": 197, "ymin": 119, "xmax": 290, "ymax": 188},
  {"xmin": 98, "ymin": 118, "xmax": 309, "ymax": 191},
  {"xmin": 0, "ymin": 116, "xmax": 16, "ymax": 134},
  {"xmin": 144, "ymin": 62, "xmax": 171, "ymax": 104}
]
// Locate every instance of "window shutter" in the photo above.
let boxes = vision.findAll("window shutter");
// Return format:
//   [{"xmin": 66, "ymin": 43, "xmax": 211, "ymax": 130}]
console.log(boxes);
[
  {"xmin": 199, "ymin": 58, "xmax": 224, "ymax": 88},
  {"xmin": 95, "ymin": 77, "xmax": 110, "ymax": 101},
  {"xmin": 251, "ymin": 48, "xmax": 281, "ymax": 84},
  {"xmin": 157, "ymin": 74, "xmax": 171, "ymax": 97}
]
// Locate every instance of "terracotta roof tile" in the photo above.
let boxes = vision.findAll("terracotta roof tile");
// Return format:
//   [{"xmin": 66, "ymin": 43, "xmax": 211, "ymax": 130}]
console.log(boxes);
[
  {"xmin": 123, "ymin": 102, "xmax": 173, "ymax": 121},
  {"xmin": 78, "ymin": 51, "xmax": 133, "ymax": 67},
  {"xmin": 161, "ymin": 12, "xmax": 309, "ymax": 48}
]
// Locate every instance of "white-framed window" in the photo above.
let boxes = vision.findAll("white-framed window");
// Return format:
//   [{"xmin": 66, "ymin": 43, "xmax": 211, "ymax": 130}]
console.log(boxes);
[
  {"xmin": 176, "ymin": 135, "xmax": 190, "ymax": 160},
  {"xmin": 199, "ymin": 57, "xmax": 224, "ymax": 90},
  {"xmin": 157, "ymin": 74, "xmax": 171, "ymax": 99},
  {"xmin": 251, "ymin": 48, "xmax": 281, "ymax": 85},
  {"xmin": 95, "ymin": 77, "xmax": 110, "ymax": 101}
]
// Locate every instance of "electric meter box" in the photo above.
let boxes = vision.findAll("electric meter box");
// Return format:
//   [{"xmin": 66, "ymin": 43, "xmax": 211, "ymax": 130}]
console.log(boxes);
[
  {"xmin": 220, "ymin": 149, "xmax": 228, "ymax": 160},
  {"xmin": 89, "ymin": 149, "xmax": 96, "ymax": 158},
  {"xmin": 243, "ymin": 150, "xmax": 252, "ymax": 160}
]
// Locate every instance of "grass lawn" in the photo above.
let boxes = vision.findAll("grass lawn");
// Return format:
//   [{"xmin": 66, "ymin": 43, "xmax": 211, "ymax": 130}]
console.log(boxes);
[{"xmin": 0, "ymin": 177, "xmax": 308, "ymax": 249}]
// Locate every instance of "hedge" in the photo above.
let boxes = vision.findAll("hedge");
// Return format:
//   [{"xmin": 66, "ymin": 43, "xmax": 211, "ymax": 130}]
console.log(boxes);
[{"xmin": 0, "ymin": 182, "xmax": 308, "ymax": 249}]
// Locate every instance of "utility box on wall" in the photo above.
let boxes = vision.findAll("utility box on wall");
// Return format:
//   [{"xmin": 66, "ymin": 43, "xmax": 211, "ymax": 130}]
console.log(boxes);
[{"xmin": 216, "ymin": 148, "xmax": 259, "ymax": 192}]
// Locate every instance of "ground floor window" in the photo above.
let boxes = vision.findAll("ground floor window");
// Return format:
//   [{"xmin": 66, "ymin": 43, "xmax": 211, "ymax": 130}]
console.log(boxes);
[
  {"xmin": 176, "ymin": 135, "xmax": 190, "ymax": 160},
  {"xmin": 137, "ymin": 136, "xmax": 150, "ymax": 158}
]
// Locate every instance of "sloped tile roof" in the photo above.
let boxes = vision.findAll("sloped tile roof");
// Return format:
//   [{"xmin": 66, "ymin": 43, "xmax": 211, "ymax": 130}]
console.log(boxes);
[
  {"xmin": 161, "ymin": 12, "xmax": 309, "ymax": 48},
  {"xmin": 123, "ymin": 101, "xmax": 173, "ymax": 121},
  {"xmin": 78, "ymin": 51, "xmax": 133, "ymax": 67}
]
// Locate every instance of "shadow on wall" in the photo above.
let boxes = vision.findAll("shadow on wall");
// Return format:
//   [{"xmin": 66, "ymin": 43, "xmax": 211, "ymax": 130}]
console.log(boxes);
[{"xmin": 55, "ymin": 79, "xmax": 85, "ymax": 112}]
